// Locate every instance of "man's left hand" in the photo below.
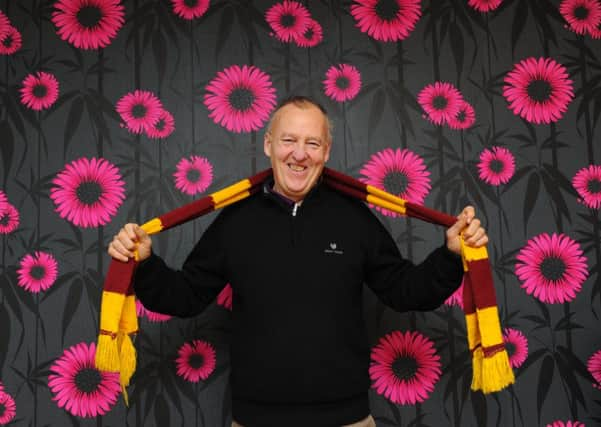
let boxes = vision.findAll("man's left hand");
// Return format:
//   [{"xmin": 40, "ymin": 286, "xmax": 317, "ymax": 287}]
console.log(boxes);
[{"xmin": 446, "ymin": 206, "xmax": 488, "ymax": 255}]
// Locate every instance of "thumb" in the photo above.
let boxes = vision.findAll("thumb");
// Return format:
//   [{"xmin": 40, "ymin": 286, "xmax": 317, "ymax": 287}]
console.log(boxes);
[{"xmin": 134, "ymin": 225, "xmax": 150, "ymax": 243}]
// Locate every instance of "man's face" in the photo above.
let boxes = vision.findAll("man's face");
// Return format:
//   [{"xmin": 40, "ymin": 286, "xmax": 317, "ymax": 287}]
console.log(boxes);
[{"xmin": 264, "ymin": 103, "xmax": 331, "ymax": 202}]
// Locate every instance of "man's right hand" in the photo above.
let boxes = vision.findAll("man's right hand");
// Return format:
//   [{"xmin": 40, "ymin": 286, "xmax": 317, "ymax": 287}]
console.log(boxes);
[{"xmin": 108, "ymin": 223, "xmax": 152, "ymax": 262}]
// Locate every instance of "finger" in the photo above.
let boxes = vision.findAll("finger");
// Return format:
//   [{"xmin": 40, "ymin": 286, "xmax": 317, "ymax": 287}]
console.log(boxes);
[
  {"xmin": 461, "ymin": 205, "xmax": 475, "ymax": 224},
  {"xmin": 448, "ymin": 215, "xmax": 468, "ymax": 237},
  {"xmin": 465, "ymin": 227, "xmax": 486, "ymax": 245},
  {"xmin": 133, "ymin": 224, "xmax": 148, "ymax": 241},
  {"xmin": 113, "ymin": 238, "xmax": 136, "ymax": 258},
  {"xmin": 464, "ymin": 219, "xmax": 481, "ymax": 238},
  {"xmin": 108, "ymin": 243, "xmax": 130, "ymax": 262},
  {"xmin": 124, "ymin": 223, "xmax": 139, "ymax": 242}
]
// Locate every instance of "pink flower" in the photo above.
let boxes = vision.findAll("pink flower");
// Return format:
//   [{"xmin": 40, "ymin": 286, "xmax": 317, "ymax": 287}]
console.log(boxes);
[
  {"xmin": 48, "ymin": 342, "xmax": 121, "ymax": 417},
  {"xmin": 20, "ymin": 71, "xmax": 60, "ymax": 111},
  {"xmin": 0, "ymin": 26, "xmax": 23, "ymax": 55},
  {"xmin": 294, "ymin": 18, "xmax": 323, "ymax": 47},
  {"xmin": 444, "ymin": 279, "xmax": 464, "ymax": 309},
  {"xmin": 171, "ymin": 0, "xmax": 210, "ymax": 20},
  {"xmin": 204, "ymin": 65, "xmax": 277, "ymax": 133},
  {"xmin": 323, "ymin": 64, "xmax": 362, "ymax": 102},
  {"xmin": 572, "ymin": 164, "xmax": 601, "ymax": 209},
  {"xmin": 145, "ymin": 109, "xmax": 175, "ymax": 139},
  {"xmin": 417, "ymin": 82, "xmax": 463, "ymax": 125},
  {"xmin": 50, "ymin": 157, "xmax": 126, "ymax": 228},
  {"xmin": 0, "ymin": 203, "xmax": 20, "ymax": 234},
  {"xmin": 478, "ymin": 146, "xmax": 515, "ymax": 186},
  {"xmin": 503, "ymin": 328, "xmax": 528, "ymax": 369},
  {"xmin": 350, "ymin": 0, "xmax": 422, "ymax": 42},
  {"xmin": 546, "ymin": 422, "xmax": 585, "ymax": 427},
  {"xmin": 559, "ymin": 0, "xmax": 601, "ymax": 35},
  {"xmin": 175, "ymin": 340, "xmax": 217, "ymax": 382},
  {"xmin": 587, "ymin": 349, "xmax": 601, "ymax": 389},
  {"xmin": 0, "ymin": 190, "xmax": 6, "ymax": 216},
  {"xmin": 468, "ymin": 0, "xmax": 503, "ymax": 12},
  {"xmin": 369, "ymin": 330, "xmax": 441, "ymax": 405},
  {"xmin": 0, "ymin": 387, "xmax": 16, "ymax": 425},
  {"xmin": 503, "ymin": 57, "xmax": 574, "ymax": 124},
  {"xmin": 217, "ymin": 283, "xmax": 232, "ymax": 311},
  {"xmin": 448, "ymin": 100, "xmax": 476, "ymax": 130},
  {"xmin": 174, "ymin": 155, "xmax": 213, "ymax": 196},
  {"xmin": 360, "ymin": 148, "xmax": 431, "ymax": 217},
  {"xmin": 515, "ymin": 233, "xmax": 588, "ymax": 304},
  {"xmin": 136, "ymin": 299, "xmax": 172, "ymax": 322},
  {"xmin": 52, "ymin": 0, "xmax": 125, "ymax": 50},
  {"xmin": 17, "ymin": 251, "xmax": 58, "ymax": 293},
  {"xmin": 116, "ymin": 90, "xmax": 163, "ymax": 134},
  {"xmin": 0, "ymin": 11, "xmax": 10, "ymax": 42},
  {"xmin": 265, "ymin": 1, "xmax": 311, "ymax": 43}
]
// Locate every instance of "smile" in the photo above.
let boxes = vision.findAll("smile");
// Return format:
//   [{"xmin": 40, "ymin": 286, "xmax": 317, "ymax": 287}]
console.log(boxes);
[{"xmin": 288, "ymin": 164, "xmax": 307, "ymax": 172}]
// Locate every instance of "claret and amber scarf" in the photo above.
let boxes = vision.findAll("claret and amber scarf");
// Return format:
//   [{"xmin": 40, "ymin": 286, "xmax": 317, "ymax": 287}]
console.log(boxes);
[{"xmin": 95, "ymin": 167, "xmax": 514, "ymax": 403}]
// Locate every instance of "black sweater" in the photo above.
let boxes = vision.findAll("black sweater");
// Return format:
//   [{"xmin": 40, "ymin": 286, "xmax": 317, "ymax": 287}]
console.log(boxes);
[{"xmin": 134, "ymin": 182, "xmax": 464, "ymax": 427}]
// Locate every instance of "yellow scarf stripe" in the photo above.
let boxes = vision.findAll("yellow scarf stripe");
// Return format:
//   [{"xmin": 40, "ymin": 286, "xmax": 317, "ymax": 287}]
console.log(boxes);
[
  {"xmin": 211, "ymin": 178, "xmax": 253, "ymax": 205},
  {"xmin": 365, "ymin": 194, "xmax": 406, "ymax": 215},
  {"xmin": 365, "ymin": 184, "xmax": 407, "ymax": 208}
]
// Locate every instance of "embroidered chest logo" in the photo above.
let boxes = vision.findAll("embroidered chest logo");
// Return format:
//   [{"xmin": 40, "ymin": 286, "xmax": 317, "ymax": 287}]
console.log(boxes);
[{"xmin": 324, "ymin": 242, "xmax": 344, "ymax": 255}]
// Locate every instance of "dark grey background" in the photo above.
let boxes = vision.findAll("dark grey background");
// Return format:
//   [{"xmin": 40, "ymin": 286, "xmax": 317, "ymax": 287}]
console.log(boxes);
[{"xmin": 1, "ymin": 0, "xmax": 601, "ymax": 426}]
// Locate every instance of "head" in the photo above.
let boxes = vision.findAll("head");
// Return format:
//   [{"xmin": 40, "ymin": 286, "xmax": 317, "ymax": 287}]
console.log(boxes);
[{"xmin": 264, "ymin": 96, "xmax": 333, "ymax": 202}]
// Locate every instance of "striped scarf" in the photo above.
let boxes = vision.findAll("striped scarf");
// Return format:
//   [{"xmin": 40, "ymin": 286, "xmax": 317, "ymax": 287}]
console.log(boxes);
[{"xmin": 95, "ymin": 168, "xmax": 514, "ymax": 403}]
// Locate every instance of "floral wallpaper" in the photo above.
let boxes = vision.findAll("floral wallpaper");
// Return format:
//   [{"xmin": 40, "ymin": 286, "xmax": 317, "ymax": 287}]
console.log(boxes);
[{"xmin": 1, "ymin": 0, "xmax": 601, "ymax": 426}]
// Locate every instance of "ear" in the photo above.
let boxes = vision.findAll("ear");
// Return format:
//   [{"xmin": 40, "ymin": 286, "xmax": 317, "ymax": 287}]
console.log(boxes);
[
  {"xmin": 324, "ymin": 140, "xmax": 332, "ymax": 163},
  {"xmin": 263, "ymin": 132, "xmax": 272, "ymax": 158}
]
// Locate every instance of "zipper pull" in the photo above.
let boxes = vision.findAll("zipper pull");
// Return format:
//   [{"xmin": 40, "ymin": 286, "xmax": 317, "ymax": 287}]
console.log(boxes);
[{"xmin": 292, "ymin": 202, "xmax": 299, "ymax": 217}]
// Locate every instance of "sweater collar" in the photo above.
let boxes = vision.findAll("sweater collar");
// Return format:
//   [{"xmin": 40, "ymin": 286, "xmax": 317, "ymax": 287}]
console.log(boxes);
[{"xmin": 262, "ymin": 176, "xmax": 324, "ymax": 211}]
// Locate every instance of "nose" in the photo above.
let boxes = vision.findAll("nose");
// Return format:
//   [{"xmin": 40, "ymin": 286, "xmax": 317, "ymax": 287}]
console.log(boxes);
[{"xmin": 291, "ymin": 143, "xmax": 308, "ymax": 161}]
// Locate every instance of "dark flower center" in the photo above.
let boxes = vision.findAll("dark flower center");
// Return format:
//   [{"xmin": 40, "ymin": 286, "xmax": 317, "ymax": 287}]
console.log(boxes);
[
  {"xmin": 527, "ymin": 79, "xmax": 552, "ymax": 103},
  {"xmin": 76, "ymin": 181, "xmax": 103, "ymax": 205},
  {"xmin": 383, "ymin": 171, "xmax": 409, "ymax": 195},
  {"xmin": 304, "ymin": 28, "xmax": 314, "ymax": 40},
  {"xmin": 432, "ymin": 95, "xmax": 448, "ymax": 110},
  {"xmin": 0, "ymin": 402, "xmax": 4, "ymax": 417},
  {"xmin": 186, "ymin": 168, "xmax": 201, "ymax": 183},
  {"xmin": 75, "ymin": 367, "xmax": 102, "ymax": 393},
  {"xmin": 574, "ymin": 6, "xmax": 589, "ymax": 20},
  {"xmin": 490, "ymin": 159, "xmax": 504, "ymax": 174},
  {"xmin": 392, "ymin": 355, "xmax": 417, "ymax": 381},
  {"xmin": 30, "ymin": 265, "xmax": 46, "ymax": 280},
  {"xmin": 188, "ymin": 354, "xmax": 205, "ymax": 369},
  {"xmin": 540, "ymin": 256, "xmax": 566, "ymax": 282},
  {"xmin": 77, "ymin": 6, "xmax": 102, "ymax": 28},
  {"xmin": 33, "ymin": 84, "xmax": 47, "ymax": 99},
  {"xmin": 184, "ymin": 0, "xmax": 199, "ymax": 7},
  {"xmin": 505, "ymin": 342, "xmax": 516, "ymax": 358},
  {"xmin": 3, "ymin": 35, "xmax": 13, "ymax": 47},
  {"xmin": 456, "ymin": 110, "xmax": 467, "ymax": 122},
  {"xmin": 336, "ymin": 76, "xmax": 350, "ymax": 90},
  {"xmin": 280, "ymin": 13, "xmax": 295, "ymax": 28},
  {"xmin": 0, "ymin": 213, "xmax": 8, "ymax": 226},
  {"xmin": 132, "ymin": 104, "xmax": 147, "ymax": 118},
  {"xmin": 155, "ymin": 118, "xmax": 166, "ymax": 131},
  {"xmin": 229, "ymin": 88, "xmax": 255, "ymax": 112},
  {"xmin": 375, "ymin": 0, "xmax": 400, "ymax": 21},
  {"xmin": 587, "ymin": 178, "xmax": 601, "ymax": 194}
]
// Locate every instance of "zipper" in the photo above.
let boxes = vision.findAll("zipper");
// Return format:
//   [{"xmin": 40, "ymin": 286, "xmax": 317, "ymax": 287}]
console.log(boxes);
[{"xmin": 292, "ymin": 202, "xmax": 299, "ymax": 217}]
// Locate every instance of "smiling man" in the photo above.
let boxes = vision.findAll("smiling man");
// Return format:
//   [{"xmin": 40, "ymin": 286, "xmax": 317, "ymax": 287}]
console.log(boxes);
[{"xmin": 109, "ymin": 96, "xmax": 488, "ymax": 427}]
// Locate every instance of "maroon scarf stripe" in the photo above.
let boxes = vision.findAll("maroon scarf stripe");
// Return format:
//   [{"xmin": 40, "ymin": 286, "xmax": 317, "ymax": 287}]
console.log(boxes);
[
  {"xmin": 323, "ymin": 177, "xmax": 369, "ymax": 203},
  {"xmin": 466, "ymin": 259, "xmax": 497, "ymax": 309},
  {"xmin": 462, "ymin": 274, "xmax": 476, "ymax": 316}
]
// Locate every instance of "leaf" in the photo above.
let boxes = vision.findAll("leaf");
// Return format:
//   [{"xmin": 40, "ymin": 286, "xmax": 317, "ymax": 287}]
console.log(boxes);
[
  {"xmin": 556, "ymin": 345, "xmax": 596, "ymax": 383},
  {"xmin": 63, "ymin": 96, "xmax": 85, "ymax": 159},
  {"xmin": 540, "ymin": 168, "xmax": 571, "ymax": 224},
  {"xmin": 0, "ymin": 121, "xmax": 14, "ymax": 183},
  {"xmin": 62, "ymin": 278, "xmax": 83, "ymax": 345},
  {"xmin": 449, "ymin": 21, "xmax": 464, "ymax": 77},
  {"xmin": 554, "ymin": 350, "xmax": 586, "ymax": 409},
  {"xmin": 537, "ymin": 355, "xmax": 555, "ymax": 425},
  {"xmin": 367, "ymin": 88, "xmax": 385, "ymax": 142},
  {"xmin": 215, "ymin": 6, "xmax": 234, "ymax": 63},
  {"xmin": 154, "ymin": 393, "xmax": 170, "ymax": 427},
  {"xmin": 523, "ymin": 172, "xmax": 540, "ymax": 235},
  {"xmin": 0, "ymin": 305, "xmax": 9, "ymax": 374},
  {"xmin": 152, "ymin": 31, "xmax": 167, "ymax": 88},
  {"xmin": 511, "ymin": 0, "xmax": 528, "ymax": 56},
  {"xmin": 470, "ymin": 390, "xmax": 487, "ymax": 427}
]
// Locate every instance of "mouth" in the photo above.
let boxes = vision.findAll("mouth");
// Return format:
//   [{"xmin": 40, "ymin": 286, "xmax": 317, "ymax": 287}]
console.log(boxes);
[{"xmin": 288, "ymin": 164, "xmax": 307, "ymax": 173}]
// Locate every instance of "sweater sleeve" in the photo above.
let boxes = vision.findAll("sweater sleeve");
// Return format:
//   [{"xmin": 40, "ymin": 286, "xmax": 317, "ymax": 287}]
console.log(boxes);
[
  {"xmin": 365, "ymin": 214, "xmax": 464, "ymax": 312},
  {"xmin": 133, "ymin": 212, "xmax": 228, "ymax": 318}
]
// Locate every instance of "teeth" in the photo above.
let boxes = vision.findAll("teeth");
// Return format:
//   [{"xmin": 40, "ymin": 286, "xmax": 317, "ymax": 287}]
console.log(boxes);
[{"xmin": 289, "ymin": 164, "xmax": 306, "ymax": 171}]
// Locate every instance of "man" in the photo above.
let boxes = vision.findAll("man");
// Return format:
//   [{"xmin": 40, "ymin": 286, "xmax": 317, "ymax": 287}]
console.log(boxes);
[{"xmin": 109, "ymin": 96, "xmax": 488, "ymax": 427}]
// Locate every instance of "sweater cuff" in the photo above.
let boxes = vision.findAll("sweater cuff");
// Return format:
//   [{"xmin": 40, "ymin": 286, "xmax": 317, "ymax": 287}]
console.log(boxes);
[
  {"xmin": 133, "ymin": 251, "xmax": 161, "ymax": 292},
  {"xmin": 436, "ymin": 244, "xmax": 464, "ymax": 286}
]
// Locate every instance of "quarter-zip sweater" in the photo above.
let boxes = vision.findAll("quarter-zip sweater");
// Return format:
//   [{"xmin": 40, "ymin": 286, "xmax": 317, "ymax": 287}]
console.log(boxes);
[{"xmin": 134, "ymin": 181, "xmax": 464, "ymax": 427}]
